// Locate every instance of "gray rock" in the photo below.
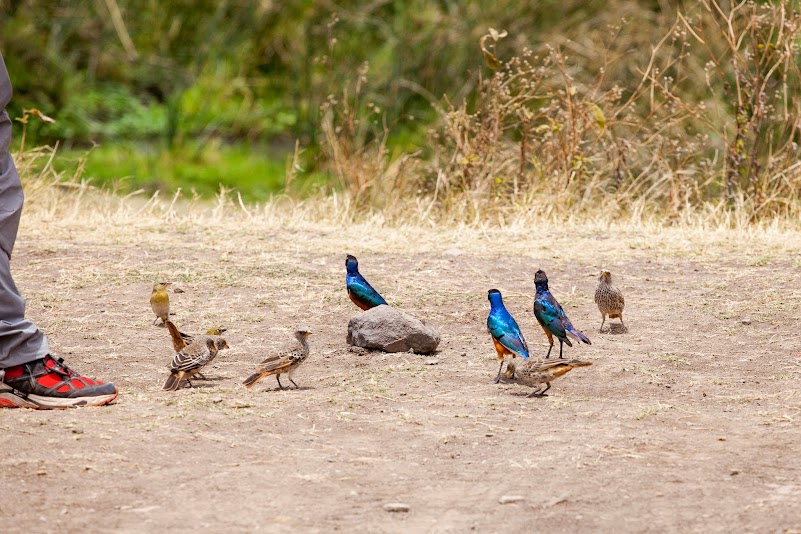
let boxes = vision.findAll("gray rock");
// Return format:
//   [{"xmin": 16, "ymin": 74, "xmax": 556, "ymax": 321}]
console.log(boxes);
[
  {"xmin": 347, "ymin": 305, "xmax": 441, "ymax": 354},
  {"xmin": 498, "ymin": 495, "xmax": 525, "ymax": 505}
]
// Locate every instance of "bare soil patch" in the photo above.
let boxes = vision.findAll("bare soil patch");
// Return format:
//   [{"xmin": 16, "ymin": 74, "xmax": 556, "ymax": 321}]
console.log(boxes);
[{"xmin": 2, "ymin": 213, "xmax": 801, "ymax": 532}]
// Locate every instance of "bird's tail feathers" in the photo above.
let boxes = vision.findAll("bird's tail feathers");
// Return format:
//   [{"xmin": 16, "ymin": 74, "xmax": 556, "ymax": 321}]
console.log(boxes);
[
  {"xmin": 163, "ymin": 371, "xmax": 183, "ymax": 391},
  {"xmin": 243, "ymin": 371, "xmax": 267, "ymax": 389},
  {"xmin": 165, "ymin": 320, "xmax": 188, "ymax": 352},
  {"xmin": 566, "ymin": 326, "xmax": 591, "ymax": 345},
  {"xmin": 566, "ymin": 359, "xmax": 593, "ymax": 368}
]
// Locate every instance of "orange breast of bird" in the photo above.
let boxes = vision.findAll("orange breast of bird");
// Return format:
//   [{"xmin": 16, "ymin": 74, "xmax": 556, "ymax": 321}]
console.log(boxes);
[{"xmin": 492, "ymin": 338, "xmax": 515, "ymax": 360}]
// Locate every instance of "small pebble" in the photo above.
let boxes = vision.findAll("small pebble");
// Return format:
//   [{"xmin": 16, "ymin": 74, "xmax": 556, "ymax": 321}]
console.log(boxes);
[
  {"xmin": 498, "ymin": 495, "xmax": 525, "ymax": 505},
  {"xmin": 741, "ymin": 319, "xmax": 752, "ymax": 325},
  {"xmin": 383, "ymin": 503, "xmax": 410, "ymax": 513},
  {"xmin": 424, "ymin": 359, "xmax": 439, "ymax": 366}
]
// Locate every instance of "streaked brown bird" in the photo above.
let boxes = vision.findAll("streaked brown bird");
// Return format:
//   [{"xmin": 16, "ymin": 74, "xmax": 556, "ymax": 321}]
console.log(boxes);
[
  {"xmin": 505, "ymin": 358, "xmax": 592, "ymax": 397},
  {"xmin": 594, "ymin": 269, "xmax": 625, "ymax": 332},
  {"xmin": 243, "ymin": 328, "xmax": 312, "ymax": 390},
  {"xmin": 164, "ymin": 321, "xmax": 226, "ymax": 353},
  {"xmin": 162, "ymin": 336, "xmax": 230, "ymax": 391},
  {"xmin": 150, "ymin": 282, "xmax": 171, "ymax": 325}
]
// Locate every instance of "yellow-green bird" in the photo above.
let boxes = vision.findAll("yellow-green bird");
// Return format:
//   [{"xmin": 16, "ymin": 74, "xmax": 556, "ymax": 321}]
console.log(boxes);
[{"xmin": 150, "ymin": 282, "xmax": 171, "ymax": 325}]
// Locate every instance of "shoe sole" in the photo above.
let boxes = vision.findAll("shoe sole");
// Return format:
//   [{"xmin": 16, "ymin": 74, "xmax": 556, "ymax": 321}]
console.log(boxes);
[{"xmin": 0, "ymin": 388, "xmax": 118, "ymax": 410}]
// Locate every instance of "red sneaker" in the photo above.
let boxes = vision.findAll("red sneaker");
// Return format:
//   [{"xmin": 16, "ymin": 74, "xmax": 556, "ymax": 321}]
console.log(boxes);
[{"xmin": 0, "ymin": 355, "xmax": 118, "ymax": 409}]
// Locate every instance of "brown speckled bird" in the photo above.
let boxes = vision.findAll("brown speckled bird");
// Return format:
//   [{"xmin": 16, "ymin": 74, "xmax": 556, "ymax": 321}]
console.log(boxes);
[
  {"xmin": 505, "ymin": 358, "xmax": 592, "ymax": 397},
  {"xmin": 243, "ymin": 328, "xmax": 312, "ymax": 390},
  {"xmin": 164, "ymin": 321, "xmax": 225, "ymax": 353},
  {"xmin": 162, "ymin": 336, "xmax": 230, "ymax": 391},
  {"xmin": 150, "ymin": 282, "xmax": 171, "ymax": 325},
  {"xmin": 594, "ymin": 269, "xmax": 625, "ymax": 332}
]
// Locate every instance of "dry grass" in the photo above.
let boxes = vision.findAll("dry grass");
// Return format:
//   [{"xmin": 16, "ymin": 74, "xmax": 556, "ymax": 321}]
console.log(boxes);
[
  {"xmin": 316, "ymin": 1, "xmax": 801, "ymax": 224},
  {"xmin": 17, "ymin": 140, "xmax": 801, "ymax": 238}
]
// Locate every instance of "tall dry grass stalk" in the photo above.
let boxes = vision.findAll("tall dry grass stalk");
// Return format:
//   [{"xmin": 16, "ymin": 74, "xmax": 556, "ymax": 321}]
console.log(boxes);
[{"xmin": 320, "ymin": 1, "xmax": 801, "ymax": 225}]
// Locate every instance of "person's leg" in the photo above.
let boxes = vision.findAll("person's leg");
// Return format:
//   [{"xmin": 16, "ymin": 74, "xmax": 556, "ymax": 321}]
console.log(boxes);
[
  {"xmin": 0, "ymin": 251, "xmax": 50, "ymax": 366},
  {"xmin": 0, "ymin": 52, "xmax": 117, "ymax": 408},
  {"xmin": 0, "ymin": 52, "xmax": 50, "ymax": 368}
]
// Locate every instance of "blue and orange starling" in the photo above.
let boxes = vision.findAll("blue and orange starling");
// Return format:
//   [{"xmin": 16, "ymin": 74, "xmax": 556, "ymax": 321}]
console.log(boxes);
[
  {"xmin": 345, "ymin": 254, "xmax": 388, "ymax": 310},
  {"xmin": 487, "ymin": 289, "xmax": 530, "ymax": 384},
  {"xmin": 532, "ymin": 270, "xmax": 591, "ymax": 359}
]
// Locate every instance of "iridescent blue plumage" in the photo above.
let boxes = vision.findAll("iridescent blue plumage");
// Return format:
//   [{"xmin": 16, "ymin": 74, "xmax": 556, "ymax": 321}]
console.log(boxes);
[
  {"xmin": 487, "ymin": 289, "xmax": 529, "ymax": 383},
  {"xmin": 346, "ymin": 254, "xmax": 388, "ymax": 310},
  {"xmin": 532, "ymin": 270, "xmax": 591, "ymax": 359}
]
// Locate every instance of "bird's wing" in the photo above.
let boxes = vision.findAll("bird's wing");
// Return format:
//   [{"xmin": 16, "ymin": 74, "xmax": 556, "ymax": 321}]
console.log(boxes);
[
  {"xmin": 171, "ymin": 339, "xmax": 212, "ymax": 371},
  {"xmin": 255, "ymin": 354, "xmax": 295, "ymax": 374},
  {"xmin": 534, "ymin": 360, "xmax": 575, "ymax": 372},
  {"xmin": 488, "ymin": 313, "xmax": 529, "ymax": 357},
  {"xmin": 533, "ymin": 358, "xmax": 592, "ymax": 378},
  {"xmin": 347, "ymin": 274, "xmax": 388, "ymax": 308},
  {"xmin": 534, "ymin": 295, "xmax": 568, "ymax": 339}
]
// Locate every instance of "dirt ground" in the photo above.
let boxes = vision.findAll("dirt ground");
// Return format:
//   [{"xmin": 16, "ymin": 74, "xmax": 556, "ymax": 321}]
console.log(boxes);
[{"xmin": 2, "ymin": 208, "xmax": 801, "ymax": 533}]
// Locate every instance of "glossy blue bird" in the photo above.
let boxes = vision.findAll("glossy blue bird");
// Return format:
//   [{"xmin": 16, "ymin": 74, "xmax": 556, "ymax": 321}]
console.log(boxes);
[
  {"xmin": 532, "ymin": 270, "xmax": 591, "ymax": 359},
  {"xmin": 345, "ymin": 254, "xmax": 388, "ymax": 310},
  {"xmin": 487, "ymin": 289, "xmax": 530, "ymax": 383}
]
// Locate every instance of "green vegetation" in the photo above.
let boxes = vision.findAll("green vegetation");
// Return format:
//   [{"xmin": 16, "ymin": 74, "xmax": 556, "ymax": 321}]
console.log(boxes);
[
  {"xmin": 3, "ymin": 1, "xmax": 801, "ymax": 222},
  {"xmin": 55, "ymin": 143, "xmax": 288, "ymax": 201}
]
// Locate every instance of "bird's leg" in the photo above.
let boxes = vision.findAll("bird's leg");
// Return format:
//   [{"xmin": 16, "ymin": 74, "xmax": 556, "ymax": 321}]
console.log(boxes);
[
  {"xmin": 559, "ymin": 340, "xmax": 564, "ymax": 359},
  {"xmin": 599, "ymin": 314, "xmax": 606, "ymax": 333},
  {"xmin": 276, "ymin": 375, "xmax": 286, "ymax": 390},
  {"xmin": 186, "ymin": 379, "xmax": 194, "ymax": 389},
  {"xmin": 620, "ymin": 314, "xmax": 626, "ymax": 331},
  {"xmin": 196, "ymin": 372, "xmax": 207, "ymax": 380},
  {"xmin": 538, "ymin": 383, "xmax": 551, "ymax": 396},
  {"xmin": 289, "ymin": 377, "xmax": 300, "ymax": 389},
  {"xmin": 545, "ymin": 343, "xmax": 553, "ymax": 360},
  {"xmin": 494, "ymin": 360, "xmax": 504, "ymax": 384},
  {"xmin": 526, "ymin": 387, "xmax": 541, "ymax": 398}
]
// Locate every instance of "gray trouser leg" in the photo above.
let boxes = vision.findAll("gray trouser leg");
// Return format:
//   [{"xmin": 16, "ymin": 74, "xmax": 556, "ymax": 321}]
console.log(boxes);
[
  {"xmin": 0, "ymin": 52, "xmax": 49, "ymax": 368},
  {"xmin": 0, "ymin": 250, "xmax": 49, "ymax": 367}
]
